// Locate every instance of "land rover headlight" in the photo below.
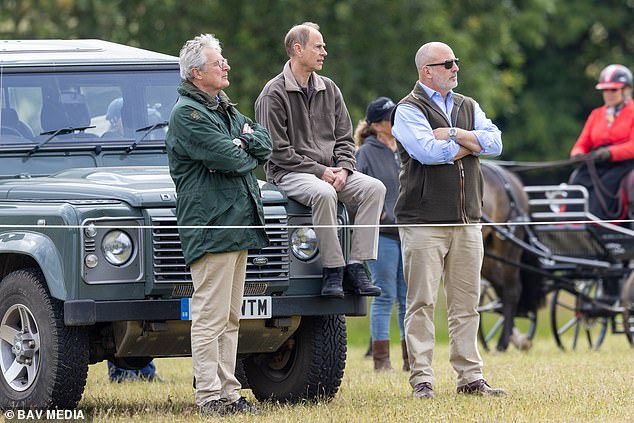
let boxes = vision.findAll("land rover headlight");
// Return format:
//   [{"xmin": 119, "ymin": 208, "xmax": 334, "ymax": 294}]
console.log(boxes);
[
  {"xmin": 102, "ymin": 230, "xmax": 134, "ymax": 266},
  {"xmin": 290, "ymin": 227, "xmax": 319, "ymax": 261}
]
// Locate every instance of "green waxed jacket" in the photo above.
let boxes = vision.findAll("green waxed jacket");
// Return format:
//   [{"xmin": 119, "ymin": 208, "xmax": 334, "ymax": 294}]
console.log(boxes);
[{"xmin": 166, "ymin": 80, "xmax": 272, "ymax": 266}]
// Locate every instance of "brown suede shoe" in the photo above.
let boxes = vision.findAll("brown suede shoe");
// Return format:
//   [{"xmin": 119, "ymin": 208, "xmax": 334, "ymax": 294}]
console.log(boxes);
[
  {"xmin": 457, "ymin": 379, "xmax": 507, "ymax": 396},
  {"xmin": 412, "ymin": 382, "xmax": 434, "ymax": 399}
]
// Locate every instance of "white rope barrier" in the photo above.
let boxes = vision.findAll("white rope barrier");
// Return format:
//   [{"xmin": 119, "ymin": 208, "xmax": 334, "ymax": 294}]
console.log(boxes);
[{"xmin": 0, "ymin": 219, "xmax": 633, "ymax": 230}]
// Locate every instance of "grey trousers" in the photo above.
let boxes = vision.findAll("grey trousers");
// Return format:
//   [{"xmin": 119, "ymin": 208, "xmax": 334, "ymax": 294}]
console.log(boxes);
[
  {"xmin": 278, "ymin": 171, "xmax": 385, "ymax": 268},
  {"xmin": 400, "ymin": 225, "xmax": 485, "ymax": 388}
]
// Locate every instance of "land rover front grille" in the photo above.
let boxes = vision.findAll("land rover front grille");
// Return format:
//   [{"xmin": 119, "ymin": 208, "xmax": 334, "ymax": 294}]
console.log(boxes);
[{"xmin": 151, "ymin": 212, "xmax": 289, "ymax": 294}]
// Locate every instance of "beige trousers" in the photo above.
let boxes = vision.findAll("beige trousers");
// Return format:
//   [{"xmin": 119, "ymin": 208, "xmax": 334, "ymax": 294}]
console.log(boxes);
[
  {"xmin": 400, "ymin": 225, "xmax": 484, "ymax": 388},
  {"xmin": 189, "ymin": 250, "xmax": 247, "ymax": 406},
  {"xmin": 277, "ymin": 171, "xmax": 385, "ymax": 267}
]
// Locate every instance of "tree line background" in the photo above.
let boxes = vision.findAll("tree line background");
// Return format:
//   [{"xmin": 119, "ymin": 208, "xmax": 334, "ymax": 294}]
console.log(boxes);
[{"xmin": 2, "ymin": 0, "xmax": 634, "ymax": 166}]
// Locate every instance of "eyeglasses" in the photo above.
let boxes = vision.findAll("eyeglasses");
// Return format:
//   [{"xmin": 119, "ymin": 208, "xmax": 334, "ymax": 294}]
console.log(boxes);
[
  {"xmin": 205, "ymin": 58, "xmax": 229, "ymax": 68},
  {"xmin": 426, "ymin": 58, "xmax": 460, "ymax": 69}
]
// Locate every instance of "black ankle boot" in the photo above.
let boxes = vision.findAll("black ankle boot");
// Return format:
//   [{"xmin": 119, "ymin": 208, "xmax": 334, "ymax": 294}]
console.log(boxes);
[
  {"xmin": 321, "ymin": 266, "xmax": 344, "ymax": 298},
  {"xmin": 343, "ymin": 263, "xmax": 381, "ymax": 296}
]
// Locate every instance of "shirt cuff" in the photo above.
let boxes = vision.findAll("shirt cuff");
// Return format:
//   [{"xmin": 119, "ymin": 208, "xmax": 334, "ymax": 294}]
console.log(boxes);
[
  {"xmin": 472, "ymin": 133, "xmax": 489, "ymax": 156},
  {"xmin": 443, "ymin": 140, "xmax": 460, "ymax": 163}
]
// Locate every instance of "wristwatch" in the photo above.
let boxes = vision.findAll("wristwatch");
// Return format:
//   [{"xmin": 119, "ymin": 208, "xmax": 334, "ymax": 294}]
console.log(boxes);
[{"xmin": 448, "ymin": 127, "xmax": 457, "ymax": 141}]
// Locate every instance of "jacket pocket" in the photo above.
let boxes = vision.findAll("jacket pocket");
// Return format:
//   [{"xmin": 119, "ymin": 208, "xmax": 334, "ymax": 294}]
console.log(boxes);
[{"xmin": 200, "ymin": 187, "xmax": 238, "ymax": 226}]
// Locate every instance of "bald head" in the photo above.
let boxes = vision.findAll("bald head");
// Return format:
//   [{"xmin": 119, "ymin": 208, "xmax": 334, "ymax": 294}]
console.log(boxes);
[
  {"xmin": 414, "ymin": 42, "xmax": 459, "ymax": 95},
  {"xmin": 415, "ymin": 42, "xmax": 452, "ymax": 71}
]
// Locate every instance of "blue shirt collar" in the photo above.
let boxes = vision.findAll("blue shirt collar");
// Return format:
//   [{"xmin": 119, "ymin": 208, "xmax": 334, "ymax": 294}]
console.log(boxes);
[
  {"xmin": 418, "ymin": 81, "xmax": 453, "ymax": 103},
  {"xmin": 417, "ymin": 81, "xmax": 454, "ymax": 124}
]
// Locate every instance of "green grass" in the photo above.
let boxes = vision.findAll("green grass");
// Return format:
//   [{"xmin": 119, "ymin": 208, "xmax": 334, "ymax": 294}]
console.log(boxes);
[
  {"xmin": 346, "ymin": 293, "xmax": 451, "ymax": 346},
  {"xmin": 79, "ymin": 306, "xmax": 634, "ymax": 422}
]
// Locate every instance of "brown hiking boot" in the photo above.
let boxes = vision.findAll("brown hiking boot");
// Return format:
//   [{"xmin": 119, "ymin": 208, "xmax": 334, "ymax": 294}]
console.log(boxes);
[
  {"xmin": 372, "ymin": 340, "xmax": 393, "ymax": 371},
  {"xmin": 401, "ymin": 339, "xmax": 410, "ymax": 372},
  {"xmin": 457, "ymin": 379, "xmax": 507, "ymax": 396},
  {"xmin": 413, "ymin": 382, "xmax": 434, "ymax": 399}
]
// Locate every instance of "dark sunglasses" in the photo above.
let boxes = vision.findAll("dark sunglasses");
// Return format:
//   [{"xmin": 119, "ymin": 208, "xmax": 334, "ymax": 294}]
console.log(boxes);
[{"xmin": 426, "ymin": 58, "xmax": 460, "ymax": 69}]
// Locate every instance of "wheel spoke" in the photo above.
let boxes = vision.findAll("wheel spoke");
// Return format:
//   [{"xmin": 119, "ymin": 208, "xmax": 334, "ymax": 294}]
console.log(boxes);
[
  {"xmin": 18, "ymin": 306, "xmax": 31, "ymax": 333},
  {"xmin": 479, "ymin": 298, "xmax": 502, "ymax": 313},
  {"xmin": 557, "ymin": 316, "xmax": 579, "ymax": 336},
  {"xmin": 572, "ymin": 319, "xmax": 580, "ymax": 349},
  {"xmin": 4, "ymin": 359, "xmax": 24, "ymax": 384},
  {"xmin": 555, "ymin": 299, "xmax": 576, "ymax": 312},
  {"xmin": 18, "ymin": 306, "xmax": 37, "ymax": 336},
  {"xmin": 484, "ymin": 318, "xmax": 504, "ymax": 343},
  {"xmin": 0, "ymin": 323, "xmax": 18, "ymax": 344}
]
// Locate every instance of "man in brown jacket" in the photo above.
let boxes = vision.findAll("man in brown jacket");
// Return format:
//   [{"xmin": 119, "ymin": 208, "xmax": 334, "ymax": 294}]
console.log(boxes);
[{"xmin": 255, "ymin": 22, "xmax": 384, "ymax": 298}]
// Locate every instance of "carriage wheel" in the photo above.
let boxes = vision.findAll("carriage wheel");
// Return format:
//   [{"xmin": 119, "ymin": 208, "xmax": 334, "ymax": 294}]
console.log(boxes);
[
  {"xmin": 478, "ymin": 279, "xmax": 537, "ymax": 351},
  {"xmin": 550, "ymin": 280, "xmax": 608, "ymax": 351},
  {"xmin": 620, "ymin": 271, "xmax": 634, "ymax": 346}
]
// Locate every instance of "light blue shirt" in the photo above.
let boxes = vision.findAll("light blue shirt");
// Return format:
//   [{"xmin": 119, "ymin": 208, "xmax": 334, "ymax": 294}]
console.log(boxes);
[{"xmin": 392, "ymin": 82, "xmax": 502, "ymax": 165}]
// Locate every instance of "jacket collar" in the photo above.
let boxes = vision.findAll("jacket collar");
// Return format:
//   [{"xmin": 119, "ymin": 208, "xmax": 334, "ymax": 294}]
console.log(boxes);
[
  {"xmin": 410, "ymin": 82, "xmax": 464, "ymax": 125},
  {"xmin": 177, "ymin": 79, "xmax": 236, "ymax": 112},
  {"xmin": 282, "ymin": 60, "xmax": 326, "ymax": 92}
]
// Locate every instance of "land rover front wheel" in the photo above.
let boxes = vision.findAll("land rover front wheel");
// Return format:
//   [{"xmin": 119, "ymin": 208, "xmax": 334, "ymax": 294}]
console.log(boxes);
[
  {"xmin": 0, "ymin": 268, "xmax": 89, "ymax": 409},
  {"xmin": 243, "ymin": 314, "xmax": 346, "ymax": 403}
]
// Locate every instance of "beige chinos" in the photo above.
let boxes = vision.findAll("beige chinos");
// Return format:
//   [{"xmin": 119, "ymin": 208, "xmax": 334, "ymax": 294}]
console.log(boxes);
[
  {"xmin": 189, "ymin": 250, "xmax": 247, "ymax": 406},
  {"xmin": 400, "ymin": 225, "xmax": 484, "ymax": 388},
  {"xmin": 277, "ymin": 171, "xmax": 385, "ymax": 268}
]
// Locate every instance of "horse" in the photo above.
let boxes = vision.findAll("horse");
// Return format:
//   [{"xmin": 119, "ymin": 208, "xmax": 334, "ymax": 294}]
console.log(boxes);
[{"xmin": 480, "ymin": 161, "xmax": 547, "ymax": 351}]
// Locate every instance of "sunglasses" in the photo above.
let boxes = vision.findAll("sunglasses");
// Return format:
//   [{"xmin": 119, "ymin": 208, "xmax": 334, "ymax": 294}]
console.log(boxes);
[{"xmin": 426, "ymin": 58, "xmax": 460, "ymax": 69}]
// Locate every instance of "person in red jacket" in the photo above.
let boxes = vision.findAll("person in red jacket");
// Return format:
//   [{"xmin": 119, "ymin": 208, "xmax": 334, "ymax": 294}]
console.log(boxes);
[{"xmin": 570, "ymin": 64, "xmax": 634, "ymax": 219}]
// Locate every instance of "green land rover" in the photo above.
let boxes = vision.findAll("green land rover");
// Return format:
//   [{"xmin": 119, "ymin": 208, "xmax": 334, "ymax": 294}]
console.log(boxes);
[{"xmin": 0, "ymin": 39, "xmax": 366, "ymax": 409}]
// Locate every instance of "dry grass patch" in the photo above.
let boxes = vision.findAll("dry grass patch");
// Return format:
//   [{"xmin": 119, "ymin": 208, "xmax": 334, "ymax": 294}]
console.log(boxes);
[{"xmin": 80, "ymin": 336, "xmax": 634, "ymax": 422}]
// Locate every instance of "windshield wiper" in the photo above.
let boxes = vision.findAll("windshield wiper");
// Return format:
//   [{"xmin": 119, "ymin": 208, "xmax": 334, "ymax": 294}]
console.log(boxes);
[
  {"xmin": 126, "ymin": 121, "xmax": 168, "ymax": 153},
  {"xmin": 27, "ymin": 125, "xmax": 96, "ymax": 156}
]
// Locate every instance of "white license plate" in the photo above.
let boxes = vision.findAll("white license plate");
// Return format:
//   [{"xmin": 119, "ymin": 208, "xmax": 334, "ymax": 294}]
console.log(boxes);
[{"xmin": 180, "ymin": 296, "xmax": 272, "ymax": 320}]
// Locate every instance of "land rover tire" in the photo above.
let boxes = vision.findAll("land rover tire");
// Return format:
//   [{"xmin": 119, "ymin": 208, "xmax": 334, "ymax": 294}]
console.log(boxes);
[
  {"xmin": 243, "ymin": 314, "xmax": 346, "ymax": 403},
  {"xmin": 0, "ymin": 268, "xmax": 89, "ymax": 409}
]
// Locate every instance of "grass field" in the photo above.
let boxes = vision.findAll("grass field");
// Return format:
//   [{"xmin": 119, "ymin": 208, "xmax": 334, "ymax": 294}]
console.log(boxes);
[{"xmin": 79, "ymin": 307, "xmax": 634, "ymax": 423}]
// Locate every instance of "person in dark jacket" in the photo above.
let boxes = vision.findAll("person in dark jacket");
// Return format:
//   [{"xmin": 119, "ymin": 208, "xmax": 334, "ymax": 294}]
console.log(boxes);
[
  {"xmin": 392, "ymin": 41, "xmax": 505, "ymax": 399},
  {"xmin": 354, "ymin": 97, "xmax": 408, "ymax": 372},
  {"xmin": 165, "ymin": 33, "xmax": 271, "ymax": 417}
]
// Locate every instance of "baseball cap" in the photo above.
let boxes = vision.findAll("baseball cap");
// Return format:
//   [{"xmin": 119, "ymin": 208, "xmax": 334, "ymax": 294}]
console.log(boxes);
[{"xmin": 366, "ymin": 97, "xmax": 396, "ymax": 124}]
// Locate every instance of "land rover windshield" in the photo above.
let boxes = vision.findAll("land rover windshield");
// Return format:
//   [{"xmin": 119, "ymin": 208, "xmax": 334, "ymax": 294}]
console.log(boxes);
[{"xmin": 0, "ymin": 70, "xmax": 180, "ymax": 149}]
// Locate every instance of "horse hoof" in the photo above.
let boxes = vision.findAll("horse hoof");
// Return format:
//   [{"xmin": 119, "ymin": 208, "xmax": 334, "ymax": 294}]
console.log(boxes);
[{"xmin": 510, "ymin": 329, "xmax": 532, "ymax": 351}]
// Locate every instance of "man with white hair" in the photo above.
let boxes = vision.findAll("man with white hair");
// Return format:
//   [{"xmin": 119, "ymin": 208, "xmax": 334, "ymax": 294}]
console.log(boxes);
[{"xmin": 166, "ymin": 33, "xmax": 272, "ymax": 416}]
